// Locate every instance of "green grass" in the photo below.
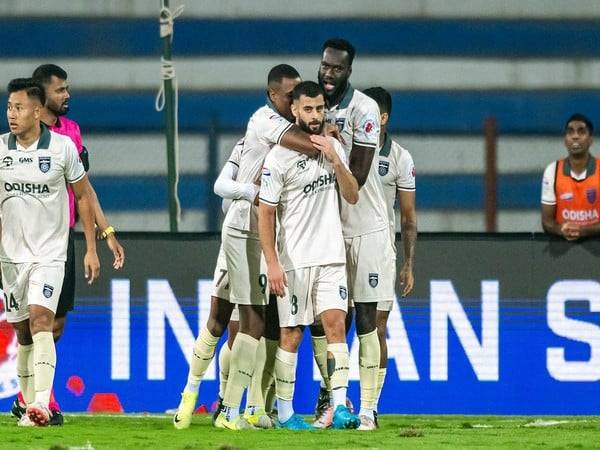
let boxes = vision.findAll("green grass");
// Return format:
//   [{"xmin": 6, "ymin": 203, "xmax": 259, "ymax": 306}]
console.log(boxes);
[{"xmin": 2, "ymin": 414, "xmax": 600, "ymax": 450}]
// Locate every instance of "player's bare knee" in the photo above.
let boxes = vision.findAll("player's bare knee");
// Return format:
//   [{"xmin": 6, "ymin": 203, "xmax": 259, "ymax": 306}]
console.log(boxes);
[
  {"xmin": 280, "ymin": 326, "xmax": 303, "ymax": 352},
  {"xmin": 355, "ymin": 303, "xmax": 377, "ymax": 335},
  {"xmin": 13, "ymin": 321, "xmax": 33, "ymax": 345},
  {"xmin": 29, "ymin": 305, "xmax": 54, "ymax": 335},
  {"xmin": 52, "ymin": 317, "xmax": 65, "ymax": 342}
]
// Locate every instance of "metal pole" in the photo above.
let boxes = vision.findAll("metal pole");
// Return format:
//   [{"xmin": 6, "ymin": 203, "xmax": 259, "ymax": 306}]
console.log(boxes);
[
  {"xmin": 160, "ymin": 0, "xmax": 179, "ymax": 232},
  {"xmin": 484, "ymin": 117, "xmax": 497, "ymax": 232}
]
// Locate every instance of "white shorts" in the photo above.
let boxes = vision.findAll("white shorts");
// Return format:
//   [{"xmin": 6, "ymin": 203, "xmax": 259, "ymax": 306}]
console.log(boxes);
[
  {"xmin": 1, "ymin": 262, "xmax": 65, "ymax": 323},
  {"xmin": 230, "ymin": 305, "xmax": 239, "ymax": 321},
  {"xmin": 222, "ymin": 227, "xmax": 268, "ymax": 306},
  {"xmin": 377, "ymin": 300, "xmax": 394, "ymax": 312},
  {"xmin": 211, "ymin": 245, "xmax": 230, "ymax": 301},
  {"xmin": 278, "ymin": 264, "xmax": 348, "ymax": 327},
  {"xmin": 345, "ymin": 229, "xmax": 396, "ymax": 303}
]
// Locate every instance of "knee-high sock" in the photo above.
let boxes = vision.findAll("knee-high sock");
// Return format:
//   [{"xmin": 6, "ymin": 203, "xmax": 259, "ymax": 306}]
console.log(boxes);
[
  {"xmin": 16, "ymin": 343, "xmax": 34, "ymax": 405},
  {"xmin": 274, "ymin": 347, "xmax": 297, "ymax": 423},
  {"xmin": 245, "ymin": 337, "xmax": 266, "ymax": 410},
  {"xmin": 358, "ymin": 330, "xmax": 380, "ymax": 415},
  {"xmin": 327, "ymin": 342, "xmax": 349, "ymax": 408},
  {"xmin": 311, "ymin": 335, "xmax": 331, "ymax": 390},
  {"xmin": 32, "ymin": 332, "xmax": 56, "ymax": 407},
  {"xmin": 375, "ymin": 367, "xmax": 387, "ymax": 412},
  {"xmin": 261, "ymin": 338, "xmax": 278, "ymax": 402},
  {"xmin": 222, "ymin": 333, "xmax": 259, "ymax": 419},
  {"xmin": 218, "ymin": 342, "xmax": 231, "ymax": 399},
  {"xmin": 185, "ymin": 326, "xmax": 219, "ymax": 394},
  {"xmin": 264, "ymin": 380, "xmax": 276, "ymax": 414}
]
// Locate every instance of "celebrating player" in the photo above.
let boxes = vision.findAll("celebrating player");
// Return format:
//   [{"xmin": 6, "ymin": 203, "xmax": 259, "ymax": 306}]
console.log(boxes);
[
  {"xmin": 1, "ymin": 78, "xmax": 99, "ymax": 426},
  {"xmin": 259, "ymin": 80, "xmax": 360, "ymax": 430},
  {"xmin": 311, "ymin": 38, "xmax": 392, "ymax": 431},
  {"xmin": 364, "ymin": 86, "xmax": 417, "ymax": 423},
  {"xmin": 213, "ymin": 64, "xmax": 322, "ymax": 430}
]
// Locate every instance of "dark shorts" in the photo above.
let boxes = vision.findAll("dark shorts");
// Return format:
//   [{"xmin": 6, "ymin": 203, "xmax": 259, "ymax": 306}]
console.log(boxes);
[{"xmin": 56, "ymin": 229, "xmax": 75, "ymax": 318}]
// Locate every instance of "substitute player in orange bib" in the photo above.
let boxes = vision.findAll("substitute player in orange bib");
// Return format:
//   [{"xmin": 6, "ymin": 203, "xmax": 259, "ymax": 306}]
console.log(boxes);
[{"xmin": 541, "ymin": 114, "xmax": 600, "ymax": 240}]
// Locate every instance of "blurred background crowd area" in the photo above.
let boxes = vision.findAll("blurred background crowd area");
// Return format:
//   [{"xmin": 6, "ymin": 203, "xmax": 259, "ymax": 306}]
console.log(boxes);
[{"xmin": 2, "ymin": 0, "xmax": 600, "ymax": 232}]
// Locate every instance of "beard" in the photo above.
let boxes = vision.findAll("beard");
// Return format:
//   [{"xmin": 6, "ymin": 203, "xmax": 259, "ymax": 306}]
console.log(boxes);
[
  {"xmin": 298, "ymin": 118, "xmax": 324, "ymax": 135},
  {"xmin": 48, "ymin": 102, "xmax": 69, "ymax": 117}
]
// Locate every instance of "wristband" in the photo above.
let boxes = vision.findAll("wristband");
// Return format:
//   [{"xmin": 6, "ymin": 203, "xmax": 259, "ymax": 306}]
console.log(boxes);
[{"xmin": 100, "ymin": 226, "xmax": 115, "ymax": 239}]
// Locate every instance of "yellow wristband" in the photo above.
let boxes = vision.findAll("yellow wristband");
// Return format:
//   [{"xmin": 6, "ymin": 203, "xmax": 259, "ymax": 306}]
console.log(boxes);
[{"xmin": 100, "ymin": 226, "xmax": 115, "ymax": 239}]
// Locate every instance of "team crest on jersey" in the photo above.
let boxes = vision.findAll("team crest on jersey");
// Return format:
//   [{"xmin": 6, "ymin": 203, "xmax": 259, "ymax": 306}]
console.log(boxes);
[
  {"xmin": 364, "ymin": 119, "xmax": 375, "ymax": 134},
  {"xmin": 2, "ymin": 156, "xmax": 13, "ymax": 168},
  {"xmin": 262, "ymin": 167, "xmax": 271, "ymax": 176},
  {"xmin": 38, "ymin": 156, "xmax": 51, "ymax": 173},
  {"xmin": 368, "ymin": 273, "xmax": 379, "ymax": 288},
  {"xmin": 379, "ymin": 160, "xmax": 389, "ymax": 176},
  {"xmin": 587, "ymin": 188, "xmax": 597, "ymax": 204},
  {"xmin": 335, "ymin": 118, "xmax": 345, "ymax": 132},
  {"xmin": 42, "ymin": 284, "xmax": 54, "ymax": 299},
  {"xmin": 339, "ymin": 286, "xmax": 347, "ymax": 300}
]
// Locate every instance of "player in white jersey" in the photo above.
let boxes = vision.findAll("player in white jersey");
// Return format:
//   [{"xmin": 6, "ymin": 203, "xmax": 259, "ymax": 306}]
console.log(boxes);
[
  {"xmin": 310, "ymin": 38, "xmax": 390, "ymax": 430},
  {"xmin": 258, "ymin": 81, "xmax": 360, "ymax": 430},
  {"xmin": 0, "ymin": 78, "xmax": 99, "ymax": 426},
  {"xmin": 216, "ymin": 65, "xmax": 324, "ymax": 430},
  {"xmin": 364, "ymin": 87, "xmax": 416, "ymax": 425}
]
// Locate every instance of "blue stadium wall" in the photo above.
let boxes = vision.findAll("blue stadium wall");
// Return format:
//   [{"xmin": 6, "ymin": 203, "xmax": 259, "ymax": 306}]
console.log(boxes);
[{"xmin": 1, "ymin": 233, "xmax": 598, "ymax": 415}]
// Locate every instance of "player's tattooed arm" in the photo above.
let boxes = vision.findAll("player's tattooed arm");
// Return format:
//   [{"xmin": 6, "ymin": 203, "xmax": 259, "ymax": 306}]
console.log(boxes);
[
  {"xmin": 348, "ymin": 143, "xmax": 375, "ymax": 188},
  {"xmin": 71, "ymin": 175, "xmax": 100, "ymax": 284},
  {"xmin": 258, "ymin": 203, "xmax": 287, "ymax": 297},
  {"xmin": 398, "ymin": 190, "xmax": 417, "ymax": 296},
  {"xmin": 280, "ymin": 125, "xmax": 320, "ymax": 158}
]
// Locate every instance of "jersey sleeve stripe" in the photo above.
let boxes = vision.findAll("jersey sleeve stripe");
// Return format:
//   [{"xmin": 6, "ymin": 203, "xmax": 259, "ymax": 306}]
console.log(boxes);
[
  {"xmin": 397, "ymin": 186, "xmax": 416, "ymax": 192},
  {"xmin": 259, "ymin": 197, "xmax": 278, "ymax": 206},
  {"xmin": 541, "ymin": 200, "xmax": 557, "ymax": 205},
  {"xmin": 352, "ymin": 140, "xmax": 378, "ymax": 148},
  {"xmin": 276, "ymin": 122, "xmax": 294, "ymax": 145},
  {"xmin": 67, "ymin": 171, "xmax": 85, "ymax": 184},
  {"xmin": 228, "ymin": 160, "xmax": 239, "ymax": 167}
]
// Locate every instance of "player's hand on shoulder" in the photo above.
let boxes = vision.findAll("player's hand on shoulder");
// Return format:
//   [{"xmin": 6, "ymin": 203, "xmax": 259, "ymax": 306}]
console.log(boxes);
[{"xmin": 324, "ymin": 123, "xmax": 346, "ymax": 145}]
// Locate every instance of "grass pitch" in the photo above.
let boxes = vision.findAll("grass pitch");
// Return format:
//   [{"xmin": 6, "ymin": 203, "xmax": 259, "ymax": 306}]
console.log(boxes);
[{"xmin": 2, "ymin": 413, "xmax": 599, "ymax": 449}]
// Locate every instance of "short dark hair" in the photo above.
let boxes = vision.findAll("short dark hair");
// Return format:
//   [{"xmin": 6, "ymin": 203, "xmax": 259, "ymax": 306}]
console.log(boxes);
[
  {"xmin": 363, "ymin": 87, "xmax": 392, "ymax": 116},
  {"xmin": 7, "ymin": 78, "xmax": 46, "ymax": 105},
  {"xmin": 32, "ymin": 64, "xmax": 68, "ymax": 85},
  {"xmin": 292, "ymin": 81, "xmax": 324, "ymax": 101},
  {"xmin": 565, "ymin": 113, "xmax": 594, "ymax": 135},
  {"xmin": 267, "ymin": 64, "xmax": 300, "ymax": 85},
  {"xmin": 322, "ymin": 38, "xmax": 355, "ymax": 65}
]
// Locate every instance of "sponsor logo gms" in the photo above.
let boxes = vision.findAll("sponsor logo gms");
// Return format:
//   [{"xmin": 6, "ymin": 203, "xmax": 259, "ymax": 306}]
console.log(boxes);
[
  {"xmin": 4, "ymin": 182, "xmax": 50, "ymax": 194},
  {"xmin": 18, "ymin": 157, "xmax": 33, "ymax": 164},
  {"xmin": 303, "ymin": 173, "xmax": 336, "ymax": 195},
  {"xmin": 561, "ymin": 209, "xmax": 600, "ymax": 222}
]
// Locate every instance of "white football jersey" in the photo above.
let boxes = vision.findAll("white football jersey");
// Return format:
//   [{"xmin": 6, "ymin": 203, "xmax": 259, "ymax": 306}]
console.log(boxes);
[
  {"xmin": 259, "ymin": 137, "xmax": 347, "ymax": 271},
  {"xmin": 223, "ymin": 101, "xmax": 292, "ymax": 235},
  {"xmin": 325, "ymin": 85, "xmax": 387, "ymax": 237},
  {"xmin": 0, "ymin": 126, "xmax": 85, "ymax": 263},
  {"xmin": 378, "ymin": 135, "xmax": 416, "ymax": 235}
]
